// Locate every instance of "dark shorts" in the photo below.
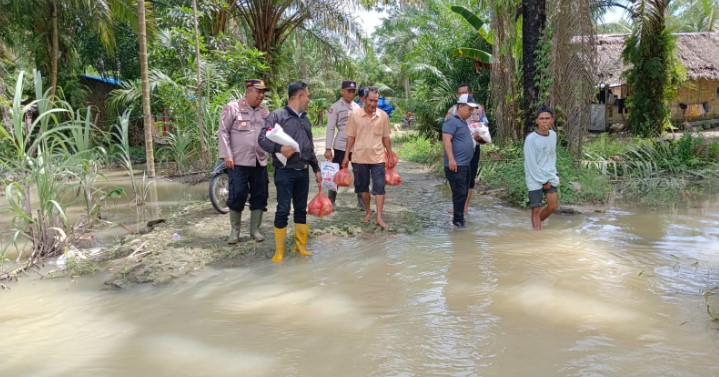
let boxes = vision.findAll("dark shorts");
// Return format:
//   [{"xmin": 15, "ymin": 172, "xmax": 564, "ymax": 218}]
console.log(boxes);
[
  {"xmin": 528, "ymin": 185, "xmax": 558, "ymax": 208},
  {"xmin": 353, "ymin": 163, "xmax": 386, "ymax": 195}
]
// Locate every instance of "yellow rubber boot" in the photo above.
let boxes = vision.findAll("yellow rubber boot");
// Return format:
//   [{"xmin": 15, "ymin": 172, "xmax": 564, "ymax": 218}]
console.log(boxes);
[
  {"xmin": 292, "ymin": 223, "xmax": 313, "ymax": 256},
  {"xmin": 272, "ymin": 227, "xmax": 287, "ymax": 263}
]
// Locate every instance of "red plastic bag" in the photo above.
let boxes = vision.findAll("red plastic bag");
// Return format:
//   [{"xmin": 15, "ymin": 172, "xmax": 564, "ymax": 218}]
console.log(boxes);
[
  {"xmin": 334, "ymin": 167, "xmax": 353, "ymax": 187},
  {"xmin": 385, "ymin": 167, "xmax": 402, "ymax": 186},
  {"xmin": 385, "ymin": 151, "xmax": 398, "ymax": 168},
  {"xmin": 308, "ymin": 191, "xmax": 334, "ymax": 217}
]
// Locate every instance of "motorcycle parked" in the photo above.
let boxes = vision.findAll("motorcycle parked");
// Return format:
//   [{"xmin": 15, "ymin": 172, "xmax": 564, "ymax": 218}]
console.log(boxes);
[{"xmin": 209, "ymin": 160, "xmax": 230, "ymax": 214}]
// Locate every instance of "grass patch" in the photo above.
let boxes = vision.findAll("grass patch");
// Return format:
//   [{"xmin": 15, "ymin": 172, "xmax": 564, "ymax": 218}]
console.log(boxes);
[
  {"xmin": 582, "ymin": 133, "xmax": 719, "ymax": 205},
  {"xmin": 392, "ymin": 131, "xmax": 443, "ymax": 165}
]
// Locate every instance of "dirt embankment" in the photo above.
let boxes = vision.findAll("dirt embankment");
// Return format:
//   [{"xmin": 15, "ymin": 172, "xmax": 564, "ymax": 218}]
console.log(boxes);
[{"xmin": 101, "ymin": 159, "xmax": 446, "ymax": 288}]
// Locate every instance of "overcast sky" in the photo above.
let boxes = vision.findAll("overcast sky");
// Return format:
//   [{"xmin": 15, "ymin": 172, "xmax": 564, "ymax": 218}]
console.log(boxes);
[
  {"xmin": 602, "ymin": 7, "xmax": 628, "ymax": 23},
  {"xmin": 357, "ymin": 9, "xmax": 387, "ymax": 36}
]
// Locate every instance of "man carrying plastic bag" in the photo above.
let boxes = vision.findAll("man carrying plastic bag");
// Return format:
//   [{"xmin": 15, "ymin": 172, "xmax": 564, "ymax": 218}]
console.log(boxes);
[{"xmin": 258, "ymin": 82, "xmax": 322, "ymax": 263}]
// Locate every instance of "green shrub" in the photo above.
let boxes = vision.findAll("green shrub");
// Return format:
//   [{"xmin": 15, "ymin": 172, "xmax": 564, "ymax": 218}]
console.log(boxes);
[
  {"xmin": 709, "ymin": 142, "xmax": 719, "ymax": 161},
  {"xmin": 394, "ymin": 134, "xmax": 443, "ymax": 165},
  {"xmin": 584, "ymin": 133, "xmax": 634, "ymax": 159}
]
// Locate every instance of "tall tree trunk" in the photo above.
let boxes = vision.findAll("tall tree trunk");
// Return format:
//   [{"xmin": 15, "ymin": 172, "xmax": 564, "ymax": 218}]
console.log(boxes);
[
  {"xmin": 522, "ymin": 0, "xmax": 547, "ymax": 137},
  {"xmin": 50, "ymin": 0, "xmax": 59, "ymax": 99},
  {"xmin": 548, "ymin": 0, "xmax": 595, "ymax": 156},
  {"xmin": 137, "ymin": 0, "xmax": 155, "ymax": 177},
  {"xmin": 491, "ymin": 0, "xmax": 522, "ymax": 142},
  {"xmin": 191, "ymin": 0, "xmax": 209, "ymax": 165}
]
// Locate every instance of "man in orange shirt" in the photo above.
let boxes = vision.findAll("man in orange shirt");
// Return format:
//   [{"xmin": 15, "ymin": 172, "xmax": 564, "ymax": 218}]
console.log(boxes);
[{"xmin": 342, "ymin": 88, "xmax": 396, "ymax": 229}]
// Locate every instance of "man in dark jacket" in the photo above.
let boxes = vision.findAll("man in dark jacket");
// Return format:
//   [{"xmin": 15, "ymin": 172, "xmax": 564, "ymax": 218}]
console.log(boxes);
[{"xmin": 258, "ymin": 81, "xmax": 322, "ymax": 262}]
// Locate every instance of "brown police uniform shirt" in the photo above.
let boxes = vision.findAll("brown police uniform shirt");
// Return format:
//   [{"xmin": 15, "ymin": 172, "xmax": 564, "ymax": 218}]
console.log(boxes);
[
  {"xmin": 345, "ymin": 108, "xmax": 391, "ymax": 164},
  {"xmin": 325, "ymin": 98, "xmax": 361, "ymax": 151},
  {"xmin": 218, "ymin": 97, "xmax": 269, "ymax": 167}
]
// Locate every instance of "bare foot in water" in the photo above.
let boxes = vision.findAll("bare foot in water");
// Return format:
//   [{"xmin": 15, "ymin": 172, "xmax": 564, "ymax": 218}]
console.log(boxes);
[
  {"xmin": 362, "ymin": 211, "xmax": 372, "ymax": 223},
  {"xmin": 376, "ymin": 218, "xmax": 388, "ymax": 229}
]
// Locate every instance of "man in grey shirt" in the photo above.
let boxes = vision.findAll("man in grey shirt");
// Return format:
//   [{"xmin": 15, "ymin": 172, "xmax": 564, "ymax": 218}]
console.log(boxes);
[
  {"xmin": 442, "ymin": 94, "xmax": 480, "ymax": 228},
  {"xmin": 524, "ymin": 105, "xmax": 560, "ymax": 230}
]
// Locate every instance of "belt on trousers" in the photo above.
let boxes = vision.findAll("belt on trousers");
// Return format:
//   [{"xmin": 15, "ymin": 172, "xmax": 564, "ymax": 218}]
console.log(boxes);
[{"xmin": 280, "ymin": 164, "xmax": 308, "ymax": 170}]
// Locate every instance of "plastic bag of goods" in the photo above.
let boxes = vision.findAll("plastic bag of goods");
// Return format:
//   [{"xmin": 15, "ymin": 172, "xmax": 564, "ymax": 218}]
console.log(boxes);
[
  {"xmin": 307, "ymin": 191, "xmax": 334, "ymax": 217},
  {"xmin": 334, "ymin": 167, "xmax": 353, "ymax": 187},
  {"xmin": 469, "ymin": 122, "xmax": 492, "ymax": 144},
  {"xmin": 320, "ymin": 161, "xmax": 339, "ymax": 191},
  {"xmin": 385, "ymin": 150, "xmax": 399, "ymax": 168},
  {"xmin": 266, "ymin": 124, "xmax": 300, "ymax": 166},
  {"xmin": 385, "ymin": 167, "xmax": 402, "ymax": 186}
]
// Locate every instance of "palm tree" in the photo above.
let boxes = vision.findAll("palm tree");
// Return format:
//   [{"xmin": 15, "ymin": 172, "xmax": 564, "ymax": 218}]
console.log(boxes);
[
  {"xmin": 522, "ymin": 0, "xmax": 548, "ymax": 137},
  {"xmin": 672, "ymin": 0, "xmax": 719, "ymax": 31},
  {"xmin": 622, "ymin": 0, "xmax": 682, "ymax": 136},
  {"xmin": 137, "ymin": 0, "xmax": 156, "ymax": 177},
  {"xmin": 548, "ymin": 0, "xmax": 596, "ymax": 156},
  {"xmin": 229, "ymin": 0, "xmax": 365, "ymax": 88},
  {"xmin": 191, "ymin": 0, "xmax": 210, "ymax": 164},
  {"xmin": 0, "ymin": 0, "xmax": 137, "ymax": 99},
  {"xmin": 488, "ymin": 0, "xmax": 522, "ymax": 142}
]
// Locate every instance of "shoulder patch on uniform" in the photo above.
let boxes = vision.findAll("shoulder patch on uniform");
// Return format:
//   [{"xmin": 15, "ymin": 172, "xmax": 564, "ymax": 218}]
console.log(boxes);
[
  {"xmin": 261, "ymin": 108, "xmax": 269, "ymax": 117},
  {"xmin": 328, "ymin": 108, "xmax": 333, "ymax": 114},
  {"xmin": 241, "ymin": 99, "xmax": 247, "ymax": 105}
]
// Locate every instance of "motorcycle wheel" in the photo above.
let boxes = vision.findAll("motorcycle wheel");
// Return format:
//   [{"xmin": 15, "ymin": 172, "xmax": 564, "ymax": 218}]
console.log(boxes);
[{"xmin": 209, "ymin": 172, "xmax": 230, "ymax": 214}]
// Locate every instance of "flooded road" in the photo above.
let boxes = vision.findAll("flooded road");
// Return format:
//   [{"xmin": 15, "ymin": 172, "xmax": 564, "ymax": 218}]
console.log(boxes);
[{"xmin": 2, "ymin": 194, "xmax": 719, "ymax": 376}]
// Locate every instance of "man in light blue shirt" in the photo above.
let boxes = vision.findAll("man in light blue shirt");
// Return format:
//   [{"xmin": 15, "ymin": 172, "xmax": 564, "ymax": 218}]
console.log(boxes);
[{"xmin": 524, "ymin": 105, "xmax": 559, "ymax": 230}]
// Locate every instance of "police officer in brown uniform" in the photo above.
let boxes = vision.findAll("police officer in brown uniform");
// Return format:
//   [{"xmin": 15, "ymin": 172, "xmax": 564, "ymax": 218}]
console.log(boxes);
[
  {"xmin": 324, "ymin": 80, "xmax": 363, "ymax": 209},
  {"xmin": 218, "ymin": 79, "xmax": 270, "ymax": 244}
]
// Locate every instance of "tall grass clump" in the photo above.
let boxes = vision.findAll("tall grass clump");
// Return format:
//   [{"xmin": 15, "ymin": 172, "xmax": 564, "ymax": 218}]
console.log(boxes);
[
  {"xmin": 0, "ymin": 71, "xmax": 105, "ymax": 280},
  {"xmin": 112, "ymin": 111, "xmax": 154, "ymax": 205}
]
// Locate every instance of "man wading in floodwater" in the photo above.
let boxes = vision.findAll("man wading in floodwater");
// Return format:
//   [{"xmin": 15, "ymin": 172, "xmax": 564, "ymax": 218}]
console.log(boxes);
[{"xmin": 524, "ymin": 105, "xmax": 559, "ymax": 230}]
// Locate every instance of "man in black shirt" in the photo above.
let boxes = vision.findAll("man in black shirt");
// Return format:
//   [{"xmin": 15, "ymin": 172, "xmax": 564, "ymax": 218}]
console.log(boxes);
[{"xmin": 258, "ymin": 81, "xmax": 322, "ymax": 262}]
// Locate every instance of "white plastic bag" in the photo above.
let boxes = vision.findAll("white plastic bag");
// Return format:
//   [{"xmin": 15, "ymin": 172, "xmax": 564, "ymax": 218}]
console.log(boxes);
[
  {"xmin": 320, "ymin": 161, "xmax": 340, "ymax": 191},
  {"xmin": 469, "ymin": 122, "xmax": 492, "ymax": 144},
  {"xmin": 266, "ymin": 124, "xmax": 300, "ymax": 166}
]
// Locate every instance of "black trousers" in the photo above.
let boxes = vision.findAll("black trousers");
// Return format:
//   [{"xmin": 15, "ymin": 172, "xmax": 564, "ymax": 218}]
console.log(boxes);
[
  {"xmin": 273, "ymin": 168, "xmax": 310, "ymax": 228},
  {"xmin": 226, "ymin": 162, "xmax": 268, "ymax": 212},
  {"xmin": 445, "ymin": 165, "xmax": 470, "ymax": 226}
]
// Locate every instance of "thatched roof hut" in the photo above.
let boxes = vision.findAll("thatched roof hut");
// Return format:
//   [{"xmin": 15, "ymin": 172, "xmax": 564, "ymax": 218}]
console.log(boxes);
[{"xmin": 595, "ymin": 32, "xmax": 719, "ymax": 85}]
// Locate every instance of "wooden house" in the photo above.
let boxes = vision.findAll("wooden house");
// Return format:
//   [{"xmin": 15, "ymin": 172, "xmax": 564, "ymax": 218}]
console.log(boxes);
[{"xmin": 591, "ymin": 32, "xmax": 719, "ymax": 131}]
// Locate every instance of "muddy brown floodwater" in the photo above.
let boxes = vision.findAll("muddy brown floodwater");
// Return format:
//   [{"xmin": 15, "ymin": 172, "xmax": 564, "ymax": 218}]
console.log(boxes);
[{"xmin": 2, "ymin": 139, "xmax": 719, "ymax": 376}]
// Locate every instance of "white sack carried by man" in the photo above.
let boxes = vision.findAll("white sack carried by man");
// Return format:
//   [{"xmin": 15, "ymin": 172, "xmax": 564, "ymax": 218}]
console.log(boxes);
[
  {"xmin": 266, "ymin": 124, "xmax": 300, "ymax": 166},
  {"xmin": 469, "ymin": 122, "xmax": 492, "ymax": 144}
]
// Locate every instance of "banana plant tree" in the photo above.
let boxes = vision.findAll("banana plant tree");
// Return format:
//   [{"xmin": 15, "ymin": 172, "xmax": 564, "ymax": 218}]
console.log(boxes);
[{"xmin": 449, "ymin": 5, "xmax": 494, "ymax": 65}]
